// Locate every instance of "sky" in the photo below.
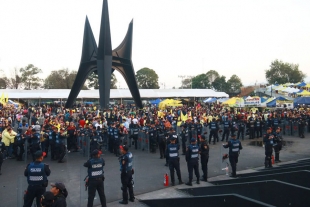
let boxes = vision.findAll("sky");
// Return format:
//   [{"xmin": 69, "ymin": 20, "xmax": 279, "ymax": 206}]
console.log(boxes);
[{"xmin": 0, "ymin": 0, "xmax": 310, "ymax": 89}]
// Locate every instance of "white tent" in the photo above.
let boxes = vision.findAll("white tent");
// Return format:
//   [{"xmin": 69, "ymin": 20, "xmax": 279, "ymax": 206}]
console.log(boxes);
[{"xmin": 0, "ymin": 89, "xmax": 229, "ymax": 99}]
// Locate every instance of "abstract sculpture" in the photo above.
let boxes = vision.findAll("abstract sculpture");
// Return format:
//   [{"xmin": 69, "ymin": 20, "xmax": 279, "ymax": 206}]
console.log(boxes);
[{"xmin": 65, "ymin": 0, "xmax": 142, "ymax": 109}]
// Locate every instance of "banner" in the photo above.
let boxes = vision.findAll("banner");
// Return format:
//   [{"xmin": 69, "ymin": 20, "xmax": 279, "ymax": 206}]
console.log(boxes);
[
  {"xmin": 276, "ymin": 100, "xmax": 294, "ymax": 109},
  {"xmin": 244, "ymin": 97, "xmax": 261, "ymax": 106}
]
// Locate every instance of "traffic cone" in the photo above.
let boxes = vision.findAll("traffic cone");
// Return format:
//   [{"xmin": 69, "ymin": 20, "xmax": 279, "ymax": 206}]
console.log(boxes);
[
  {"xmin": 271, "ymin": 155, "xmax": 275, "ymax": 164},
  {"xmin": 164, "ymin": 173, "xmax": 169, "ymax": 186}
]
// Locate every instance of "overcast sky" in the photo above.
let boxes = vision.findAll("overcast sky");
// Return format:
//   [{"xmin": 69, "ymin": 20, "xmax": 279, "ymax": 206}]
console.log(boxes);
[{"xmin": 0, "ymin": 0, "xmax": 310, "ymax": 89}]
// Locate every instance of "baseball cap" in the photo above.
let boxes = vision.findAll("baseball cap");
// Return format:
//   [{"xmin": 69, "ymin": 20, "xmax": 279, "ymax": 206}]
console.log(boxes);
[
  {"xmin": 119, "ymin": 145, "xmax": 129, "ymax": 151},
  {"xmin": 190, "ymin": 138, "xmax": 196, "ymax": 142},
  {"xmin": 51, "ymin": 182, "xmax": 66, "ymax": 191},
  {"xmin": 231, "ymin": 133, "xmax": 236, "ymax": 137},
  {"xmin": 34, "ymin": 150, "xmax": 46, "ymax": 158},
  {"xmin": 91, "ymin": 149, "xmax": 99, "ymax": 156}
]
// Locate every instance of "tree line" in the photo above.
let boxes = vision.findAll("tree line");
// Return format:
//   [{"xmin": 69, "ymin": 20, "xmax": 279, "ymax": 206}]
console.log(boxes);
[{"xmin": 0, "ymin": 60, "xmax": 306, "ymax": 91}]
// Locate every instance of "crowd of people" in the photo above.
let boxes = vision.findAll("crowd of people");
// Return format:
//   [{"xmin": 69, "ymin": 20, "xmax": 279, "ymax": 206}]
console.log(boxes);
[{"xmin": 0, "ymin": 101, "xmax": 309, "ymax": 206}]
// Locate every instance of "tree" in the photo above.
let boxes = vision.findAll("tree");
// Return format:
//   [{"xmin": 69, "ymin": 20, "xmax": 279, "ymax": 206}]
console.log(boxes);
[
  {"xmin": 6, "ymin": 67, "xmax": 22, "ymax": 89},
  {"xmin": 192, "ymin": 74, "xmax": 210, "ymax": 89},
  {"xmin": 265, "ymin": 59, "xmax": 306, "ymax": 84},
  {"xmin": 135, "ymin": 67, "xmax": 159, "ymax": 89},
  {"xmin": 227, "ymin": 74, "xmax": 243, "ymax": 93},
  {"xmin": 179, "ymin": 78, "xmax": 192, "ymax": 89},
  {"xmin": 44, "ymin": 69, "xmax": 88, "ymax": 89},
  {"xmin": 212, "ymin": 76, "xmax": 228, "ymax": 92},
  {"xmin": 87, "ymin": 72, "xmax": 117, "ymax": 89},
  {"xmin": 20, "ymin": 64, "xmax": 42, "ymax": 89},
  {"xmin": 206, "ymin": 70, "xmax": 220, "ymax": 84}
]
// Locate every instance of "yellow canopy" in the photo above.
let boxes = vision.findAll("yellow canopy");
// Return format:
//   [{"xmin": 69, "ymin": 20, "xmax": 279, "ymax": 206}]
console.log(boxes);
[
  {"xmin": 158, "ymin": 99, "xmax": 183, "ymax": 109},
  {"xmin": 222, "ymin": 97, "xmax": 244, "ymax": 107},
  {"xmin": 305, "ymin": 83, "xmax": 310, "ymax": 88},
  {"xmin": 297, "ymin": 90, "xmax": 310, "ymax": 96}
]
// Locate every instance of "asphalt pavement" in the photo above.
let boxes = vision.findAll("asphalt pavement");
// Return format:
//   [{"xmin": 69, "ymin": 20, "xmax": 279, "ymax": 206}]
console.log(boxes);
[{"xmin": 0, "ymin": 131, "xmax": 309, "ymax": 207}]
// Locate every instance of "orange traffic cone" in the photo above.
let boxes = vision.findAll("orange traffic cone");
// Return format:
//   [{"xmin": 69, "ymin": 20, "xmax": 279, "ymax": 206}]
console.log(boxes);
[{"xmin": 271, "ymin": 155, "xmax": 275, "ymax": 164}]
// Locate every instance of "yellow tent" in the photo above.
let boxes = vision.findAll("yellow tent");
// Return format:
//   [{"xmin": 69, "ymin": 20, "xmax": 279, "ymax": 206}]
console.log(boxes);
[
  {"xmin": 298, "ymin": 90, "xmax": 310, "ymax": 96},
  {"xmin": 158, "ymin": 99, "xmax": 183, "ymax": 109},
  {"xmin": 305, "ymin": 83, "xmax": 310, "ymax": 88},
  {"xmin": 222, "ymin": 97, "xmax": 244, "ymax": 107}
]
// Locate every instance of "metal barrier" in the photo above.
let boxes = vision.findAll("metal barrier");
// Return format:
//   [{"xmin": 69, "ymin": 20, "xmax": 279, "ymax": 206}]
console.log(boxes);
[
  {"xmin": 138, "ymin": 131, "xmax": 143, "ymax": 150},
  {"xmin": 81, "ymin": 136, "xmax": 90, "ymax": 158},
  {"xmin": 292, "ymin": 122, "xmax": 299, "ymax": 137}
]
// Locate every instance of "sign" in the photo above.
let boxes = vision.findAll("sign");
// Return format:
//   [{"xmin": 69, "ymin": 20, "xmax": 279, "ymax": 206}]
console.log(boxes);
[
  {"xmin": 244, "ymin": 97, "xmax": 261, "ymax": 106},
  {"xmin": 276, "ymin": 100, "xmax": 294, "ymax": 109}
]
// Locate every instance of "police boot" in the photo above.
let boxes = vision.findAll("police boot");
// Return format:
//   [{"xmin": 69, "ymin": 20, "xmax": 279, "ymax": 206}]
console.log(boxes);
[
  {"xmin": 179, "ymin": 179, "xmax": 184, "ymax": 185},
  {"xmin": 275, "ymin": 153, "xmax": 280, "ymax": 162},
  {"xmin": 196, "ymin": 178, "xmax": 200, "ymax": 184},
  {"xmin": 185, "ymin": 180, "xmax": 192, "ymax": 186}
]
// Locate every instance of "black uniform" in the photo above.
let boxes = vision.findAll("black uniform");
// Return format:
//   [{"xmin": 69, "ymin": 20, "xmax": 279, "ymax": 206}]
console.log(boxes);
[
  {"xmin": 158, "ymin": 129, "xmax": 166, "ymax": 159},
  {"xmin": 185, "ymin": 143, "xmax": 200, "ymax": 184},
  {"xmin": 113, "ymin": 127, "xmax": 121, "ymax": 156},
  {"xmin": 237, "ymin": 120, "xmax": 245, "ymax": 140},
  {"xmin": 55, "ymin": 132, "xmax": 66, "ymax": 162},
  {"xmin": 119, "ymin": 151, "xmax": 134, "ymax": 204},
  {"xmin": 263, "ymin": 133, "xmax": 274, "ymax": 168},
  {"xmin": 200, "ymin": 140, "xmax": 209, "ymax": 181},
  {"xmin": 148, "ymin": 127, "xmax": 157, "ymax": 153},
  {"xmin": 166, "ymin": 142, "xmax": 182, "ymax": 185},
  {"xmin": 84, "ymin": 155, "xmax": 106, "ymax": 207},
  {"xmin": 23, "ymin": 160, "xmax": 51, "ymax": 207},
  {"xmin": 223, "ymin": 137, "xmax": 242, "ymax": 177},
  {"xmin": 29, "ymin": 133, "xmax": 41, "ymax": 161},
  {"xmin": 248, "ymin": 117, "xmax": 255, "ymax": 139},
  {"xmin": 131, "ymin": 125, "xmax": 139, "ymax": 150},
  {"xmin": 221, "ymin": 120, "xmax": 231, "ymax": 142},
  {"xmin": 15, "ymin": 132, "xmax": 25, "ymax": 161},
  {"xmin": 255, "ymin": 118, "xmax": 263, "ymax": 138},
  {"xmin": 180, "ymin": 127, "xmax": 189, "ymax": 155},
  {"xmin": 273, "ymin": 132, "xmax": 283, "ymax": 162},
  {"xmin": 209, "ymin": 121, "xmax": 219, "ymax": 144},
  {"xmin": 298, "ymin": 118, "xmax": 306, "ymax": 138}
]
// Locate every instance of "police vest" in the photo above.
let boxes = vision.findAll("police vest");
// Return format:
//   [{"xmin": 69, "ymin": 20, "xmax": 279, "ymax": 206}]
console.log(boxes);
[
  {"xmin": 197, "ymin": 125, "xmax": 202, "ymax": 132},
  {"xmin": 88, "ymin": 158, "xmax": 104, "ymax": 178},
  {"xmin": 114, "ymin": 129, "xmax": 119, "ymax": 139},
  {"xmin": 188, "ymin": 144, "xmax": 199, "ymax": 160},
  {"xmin": 273, "ymin": 119, "xmax": 279, "ymax": 126},
  {"xmin": 133, "ymin": 128, "xmax": 139, "ymax": 135},
  {"xmin": 210, "ymin": 122, "xmax": 216, "ymax": 130},
  {"xmin": 55, "ymin": 134, "xmax": 60, "ymax": 145},
  {"xmin": 16, "ymin": 133, "xmax": 24, "ymax": 144},
  {"xmin": 238, "ymin": 122, "xmax": 245, "ymax": 128},
  {"xmin": 229, "ymin": 139, "xmax": 241, "ymax": 154},
  {"xmin": 48, "ymin": 132, "xmax": 53, "ymax": 141},
  {"xmin": 31, "ymin": 133, "xmax": 40, "ymax": 145},
  {"xmin": 167, "ymin": 144, "xmax": 179, "ymax": 160},
  {"xmin": 27, "ymin": 162, "xmax": 47, "ymax": 185},
  {"xmin": 120, "ymin": 152, "xmax": 133, "ymax": 172},
  {"xmin": 224, "ymin": 121, "xmax": 230, "ymax": 128},
  {"xmin": 109, "ymin": 128, "xmax": 114, "ymax": 136},
  {"xmin": 149, "ymin": 129, "xmax": 155, "ymax": 137},
  {"xmin": 256, "ymin": 121, "xmax": 260, "ymax": 127}
]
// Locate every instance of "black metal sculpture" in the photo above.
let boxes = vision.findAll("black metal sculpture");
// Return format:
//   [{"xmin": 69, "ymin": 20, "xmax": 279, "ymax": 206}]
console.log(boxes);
[{"xmin": 65, "ymin": 0, "xmax": 142, "ymax": 109}]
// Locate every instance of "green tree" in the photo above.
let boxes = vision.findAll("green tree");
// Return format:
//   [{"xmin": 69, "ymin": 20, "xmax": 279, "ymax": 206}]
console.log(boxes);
[
  {"xmin": 227, "ymin": 74, "xmax": 243, "ymax": 93},
  {"xmin": 212, "ymin": 76, "xmax": 228, "ymax": 92},
  {"xmin": 265, "ymin": 59, "xmax": 306, "ymax": 84},
  {"xmin": 192, "ymin": 73, "xmax": 210, "ymax": 89},
  {"xmin": 179, "ymin": 78, "xmax": 192, "ymax": 89},
  {"xmin": 135, "ymin": 67, "xmax": 159, "ymax": 89},
  {"xmin": 20, "ymin": 64, "xmax": 42, "ymax": 89},
  {"xmin": 87, "ymin": 72, "xmax": 117, "ymax": 89},
  {"xmin": 206, "ymin": 70, "xmax": 220, "ymax": 84},
  {"xmin": 44, "ymin": 69, "xmax": 88, "ymax": 89}
]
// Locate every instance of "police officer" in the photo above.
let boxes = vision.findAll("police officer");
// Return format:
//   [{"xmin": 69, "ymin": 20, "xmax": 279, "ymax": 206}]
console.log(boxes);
[
  {"xmin": 24, "ymin": 150, "xmax": 51, "ymax": 207},
  {"xmin": 255, "ymin": 117, "xmax": 263, "ymax": 138},
  {"xmin": 113, "ymin": 124, "xmax": 121, "ymax": 156},
  {"xmin": 50, "ymin": 127, "xmax": 58, "ymax": 160},
  {"xmin": 90, "ymin": 131, "xmax": 101, "ymax": 155},
  {"xmin": 263, "ymin": 127, "xmax": 274, "ymax": 168},
  {"xmin": 30, "ymin": 129, "xmax": 41, "ymax": 161},
  {"xmin": 180, "ymin": 125, "xmax": 189, "ymax": 155},
  {"xmin": 200, "ymin": 135, "xmax": 209, "ymax": 182},
  {"xmin": 108, "ymin": 122, "xmax": 114, "ymax": 153},
  {"xmin": 165, "ymin": 128, "xmax": 178, "ymax": 166},
  {"xmin": 83, "ymin": 149, "xmax": 106, "ymax": 207},
  {"xmin": 148, "ymin": 123, "xmax": 157, "ymax": 153},
  {"xmin": 248, "ymin": 117, "xmax": 255, "ymax": 139},
  {"xmin": 16, "ymin": 128, "xmax": 25, "ymax": 161},
  {"xmin": 119, "ymin": 145, "xmax": 135, "ymax": 205},
  {"xmin": 298, "ymin": 117, "xmax": 307, "ymax": 138},
  {"xmin": 195, "ymin": 121, "xmax": 203, "ymax": 145},
  {"xmin": 131, "ymin": 124, "xmax": 139, "ymax": 150},
  {"xmin": 158, "ymin": 128, "xmax": 166, "ymax": 159},
  {"xmin": 185, "ymin": 138, "xmax": 200, "ymax": 186},
  {"xmin": 273, "ymin": 115, "xmax": 280, "ymax": 131},
  {"xmin": 56, "ymin": 128, "xmax": 66, "ymax": 163},
  {"xmin": 166, "ymin": 135, "xmax": 183, "ymax": 186},
  {"xmin": 273, "ymin": 127, "xmax": 283, "ymax": 163},
  {"xmin": 221, "ymin": 117, "xmax": 231, "ymax": 142},
  {"xmin": 209, "ymin": 118, "xmax": 219, "ymax": 144},
  {"xmin": 223, "ymin": 133, "xmax": 242, "ymax": 177},
  {"xmin": 237, "ymin": 119, "xmax": 245, "ymax": 140}
]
